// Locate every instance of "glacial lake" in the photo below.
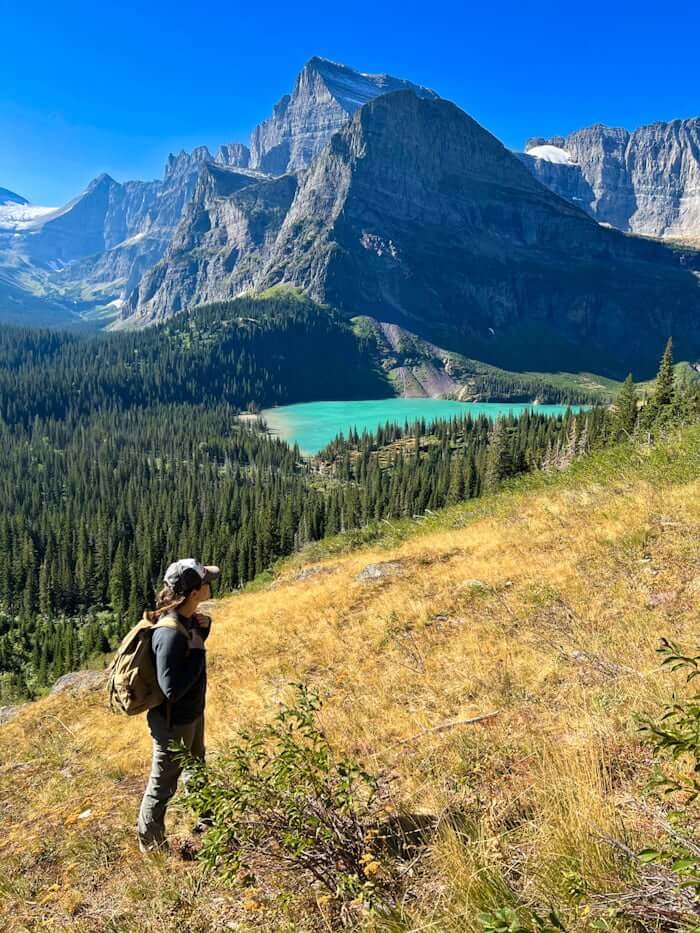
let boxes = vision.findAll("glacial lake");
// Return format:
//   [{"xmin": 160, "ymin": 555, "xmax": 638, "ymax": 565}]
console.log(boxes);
[{"xmin": 261, "ymin": 398, "xmax": 578, "ymax": 455}]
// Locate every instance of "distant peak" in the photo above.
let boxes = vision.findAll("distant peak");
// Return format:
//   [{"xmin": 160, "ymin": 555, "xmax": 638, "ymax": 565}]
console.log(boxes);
[
  {"xmin": 164, "ymin": 146, "xmax": 213, "ymax": 180},
  {"xmin": 295, "ymin": 56, "xmax": 439, "ymax": 113},
  {"xmin": 86, "ymin": 173, "xmax": 118, "ymax": 192}
]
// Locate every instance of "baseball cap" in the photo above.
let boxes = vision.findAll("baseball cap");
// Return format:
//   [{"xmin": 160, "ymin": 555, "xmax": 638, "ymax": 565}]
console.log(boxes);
[{"xmin": 163, "ymin": 558, "xmax": 220, "ymax": 595}]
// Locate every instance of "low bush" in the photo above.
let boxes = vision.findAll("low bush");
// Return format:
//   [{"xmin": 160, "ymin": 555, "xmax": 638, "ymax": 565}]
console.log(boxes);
[{"xmin": 176, "ymin": 684, "xmax": 401, "ymax": 927}]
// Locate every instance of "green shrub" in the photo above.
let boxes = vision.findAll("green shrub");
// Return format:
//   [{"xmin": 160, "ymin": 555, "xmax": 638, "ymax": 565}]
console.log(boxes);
[
  {"xmin": 176, "ymin": 684, "xmax": 399, "ymax": 926},
  {"xmin": 639, "ymin": 638, "xmax": 700, "ymax": 893}
]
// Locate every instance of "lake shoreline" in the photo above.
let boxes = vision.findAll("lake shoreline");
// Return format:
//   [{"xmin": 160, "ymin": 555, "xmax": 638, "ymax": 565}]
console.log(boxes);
[{"xmin": 261, "ymin": 398, "xmax": 579, "ymax": 456}]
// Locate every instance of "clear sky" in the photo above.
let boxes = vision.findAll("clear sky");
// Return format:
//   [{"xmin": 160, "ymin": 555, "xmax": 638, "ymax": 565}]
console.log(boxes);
[{"xmin": 2, "ymin": 0, "xmax": 698, "ymax": 205}]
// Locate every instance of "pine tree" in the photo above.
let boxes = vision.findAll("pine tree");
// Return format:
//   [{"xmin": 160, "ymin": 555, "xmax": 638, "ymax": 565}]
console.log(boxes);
[
  {"xmin": 654, "ymin": 338, "xmax": 675, "ymax": 408},
  {"xmin": 613, "ymin": 374, "xmax": 638, "ymax": 438},
  {"xmin": 484, "ymin": 420, "xmax": 512, "ymax": 491},
  {"xmin": 642, "ymin": 338, "xmax": 676, "ymax": 430},
  {"xmin": 109, "ymin": 543, "xmax": 128, "ymax": 620}
]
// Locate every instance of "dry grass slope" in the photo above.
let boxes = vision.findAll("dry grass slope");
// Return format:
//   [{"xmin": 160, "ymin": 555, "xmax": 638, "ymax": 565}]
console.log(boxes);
[{"xmin": 2, "ymin": 428, "xmax": 700, "ymax": 931}]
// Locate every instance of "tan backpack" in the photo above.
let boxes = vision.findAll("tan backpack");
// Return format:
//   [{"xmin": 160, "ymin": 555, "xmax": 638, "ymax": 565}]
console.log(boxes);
[{"xmin": 107, "ymin": 613, "xmax": 189, "ymax": 716}]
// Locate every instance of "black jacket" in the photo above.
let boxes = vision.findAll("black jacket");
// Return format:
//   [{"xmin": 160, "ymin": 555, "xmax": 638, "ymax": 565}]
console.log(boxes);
[{"xmin": 151, "ymin": 611, "xmax": 209, "ymax": 725}]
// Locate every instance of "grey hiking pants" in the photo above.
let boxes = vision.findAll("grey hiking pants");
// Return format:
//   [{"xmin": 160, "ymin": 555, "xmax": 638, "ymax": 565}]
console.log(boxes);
[{"xmin": 137, "ymin": 708, "xmax": 205, "ymax": 847}]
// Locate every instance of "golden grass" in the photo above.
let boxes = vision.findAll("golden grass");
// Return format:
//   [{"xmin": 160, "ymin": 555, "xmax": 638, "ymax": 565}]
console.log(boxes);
[{"xmin": 2, "ymin": 434, "xmax": 700, "ymax": 930}]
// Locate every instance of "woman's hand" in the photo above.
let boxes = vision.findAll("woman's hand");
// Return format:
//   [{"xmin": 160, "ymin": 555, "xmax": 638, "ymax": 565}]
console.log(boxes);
[{"xmin": 193, "ymin": 611, "xmax": 211, "ymax": 630}]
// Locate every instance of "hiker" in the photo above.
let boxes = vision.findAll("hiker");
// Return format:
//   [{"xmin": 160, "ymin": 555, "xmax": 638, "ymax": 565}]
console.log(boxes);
[{"xmin": 137, "ymin": 558, "xmax": 220, "ymax": 853}]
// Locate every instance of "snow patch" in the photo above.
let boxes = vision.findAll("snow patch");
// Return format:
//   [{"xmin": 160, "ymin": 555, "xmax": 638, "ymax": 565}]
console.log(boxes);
[
  {"xmin": 0, "ymin": 202, "xmax": 59, "ymax": 231},
  {"xmin": 526, "ymin": 145, "xmax": 574, "ymax": 165},
  {"xmin": 116, "ymin": 231, "xmax": 148, "ymax": 248}
]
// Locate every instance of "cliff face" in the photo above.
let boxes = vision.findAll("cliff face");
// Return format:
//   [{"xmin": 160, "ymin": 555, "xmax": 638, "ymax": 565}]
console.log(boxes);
[
  {"xmin": 520, "ymin": 118, "xmax": 700, "ymax": 240},
  {"xmin": 123, "ymin": 164, "xmax": 294, "ymax": 323},
  {"xmin": 123, "ymin": 92, "xmax": 700, "ymax": 376},
  {"xmin": 215, "ymin": 143, "xmax": 251, "ymax": 168},
  {"xmin": 248, "ymin": 56, "xmax": 438, "ymax": 175}
]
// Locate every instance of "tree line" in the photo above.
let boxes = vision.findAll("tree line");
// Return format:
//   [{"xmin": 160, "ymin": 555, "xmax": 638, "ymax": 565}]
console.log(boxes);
[{"xmin": 0, "ymin": 312, "xmax": 696, "ymax": 703}]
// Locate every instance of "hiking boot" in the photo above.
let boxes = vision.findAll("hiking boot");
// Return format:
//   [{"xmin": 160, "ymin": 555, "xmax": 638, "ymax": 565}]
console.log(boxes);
[{"xmin": 138, "ymin": 838, "xmax": 169, "ymax": 855}]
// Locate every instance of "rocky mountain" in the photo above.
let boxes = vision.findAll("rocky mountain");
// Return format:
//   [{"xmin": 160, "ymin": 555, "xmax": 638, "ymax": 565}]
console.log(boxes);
[
  {"xmin": 248, "ymin": 56, "xmax": 439, "ymax": 174},
  {"xmin": 122, "ymin": 162, "xmax": 290, "ymax": 320},
  {"xmin": 0, "ymin": 146, "xmax": 223, "ymax": 316},
  {"xmin": 1, "ymin": 58, "xmax": 437, "ymax": 320},
  {"xmin": 122, "ymin": 91, "xmax": 700, "ymax": 377},
  {"xmin": 21, "ymin": 173, "xmax": 158, "ymax": 266},
  {"xmin": 519, "ymin": 118, "xmax": 700, "ymax": 240}
]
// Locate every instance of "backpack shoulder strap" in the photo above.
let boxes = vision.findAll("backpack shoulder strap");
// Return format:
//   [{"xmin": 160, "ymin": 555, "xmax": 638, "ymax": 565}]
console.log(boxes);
[{"xmin": 153, "ymin": 613, "xmax": 190, "ymax": 640}]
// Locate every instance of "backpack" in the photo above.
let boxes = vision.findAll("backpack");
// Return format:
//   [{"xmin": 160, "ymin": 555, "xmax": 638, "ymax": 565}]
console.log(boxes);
[{"xmin": 107, "ymin": 612, "xmax": 190, "ymax": 716}]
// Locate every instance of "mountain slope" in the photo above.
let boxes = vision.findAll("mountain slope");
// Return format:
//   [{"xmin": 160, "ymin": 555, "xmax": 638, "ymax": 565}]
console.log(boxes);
[
  {"xmin": 124, "ymin": 91, "xmax": 700, "ymax": 378},
  {"xmin": 2, "ymin": 426, "xmax": 700, "ymax": 928}
]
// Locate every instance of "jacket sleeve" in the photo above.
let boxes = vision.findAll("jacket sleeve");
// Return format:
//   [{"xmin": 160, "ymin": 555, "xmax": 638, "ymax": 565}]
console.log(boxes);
[{"xmin": 151, "ymin": 627, "xmax": 205, "ymax": 703}]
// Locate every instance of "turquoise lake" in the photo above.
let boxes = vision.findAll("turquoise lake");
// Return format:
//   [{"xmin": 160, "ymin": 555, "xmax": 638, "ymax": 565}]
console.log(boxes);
[{"xmin": 261, "ymin": 399, "xmax": 577, "ymax": 454}]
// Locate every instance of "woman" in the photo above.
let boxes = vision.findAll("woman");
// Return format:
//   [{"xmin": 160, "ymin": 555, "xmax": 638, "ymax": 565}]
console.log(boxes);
[{"xmin": 137, "ymin": 558, "xmax": 220, "ymax": 852}]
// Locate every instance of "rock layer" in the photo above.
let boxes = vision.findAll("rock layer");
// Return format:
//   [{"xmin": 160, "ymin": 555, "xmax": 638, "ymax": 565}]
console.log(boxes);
[{"xmin": 520, "ymin": 118, "xmax": 700, "ymax": 239}]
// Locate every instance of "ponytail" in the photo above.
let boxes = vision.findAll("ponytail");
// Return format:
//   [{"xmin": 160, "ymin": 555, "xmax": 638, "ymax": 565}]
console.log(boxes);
[{"xmin": 145, "ymin": 584, "xmax": 186, "ymax": 624}]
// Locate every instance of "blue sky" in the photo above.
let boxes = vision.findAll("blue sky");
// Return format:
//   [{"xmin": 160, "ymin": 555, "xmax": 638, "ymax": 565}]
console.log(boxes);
[{"xmin": 2, "ymin": 0, "xmax": 698, "ymax": 205}]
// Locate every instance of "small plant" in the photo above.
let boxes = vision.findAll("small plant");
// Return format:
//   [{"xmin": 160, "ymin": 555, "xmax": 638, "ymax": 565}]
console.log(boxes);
[
  {"xmin": 479, "ymin": 906, "xmax": 566, "ymax": 933},
  {"xmin": 176, "ymin": 684, "xmax": 399, "ymax": 926},
  {"xmin": 638, "ymin": 637, "xmax": 700, "ymax": 893}
]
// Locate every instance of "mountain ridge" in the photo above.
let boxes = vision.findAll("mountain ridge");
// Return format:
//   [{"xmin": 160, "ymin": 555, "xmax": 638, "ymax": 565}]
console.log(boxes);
[
  {"xmin": 122, "ymin": 90, "xmax": 700, "ymax": 377},
  {"xmin": 520, "ymin": 116, "xmax": 700, "ymax": 240}
]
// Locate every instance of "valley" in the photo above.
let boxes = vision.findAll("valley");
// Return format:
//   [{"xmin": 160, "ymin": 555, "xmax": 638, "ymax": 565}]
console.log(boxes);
[{"xmin": 2, "ymin": 45, "xmax": 700, "ymax": 933}]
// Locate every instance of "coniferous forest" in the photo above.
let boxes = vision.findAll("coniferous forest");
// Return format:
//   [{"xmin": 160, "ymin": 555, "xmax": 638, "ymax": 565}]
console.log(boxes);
[{"xmin": 0, "ymin": 293, "xmax": 697, "ymax": 702}]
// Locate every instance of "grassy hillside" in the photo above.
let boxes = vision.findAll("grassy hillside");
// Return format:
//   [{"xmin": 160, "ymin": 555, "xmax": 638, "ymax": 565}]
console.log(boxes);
[{"xmin": 2, "ymin": 428, "xmax": 700, "ymax": 930}]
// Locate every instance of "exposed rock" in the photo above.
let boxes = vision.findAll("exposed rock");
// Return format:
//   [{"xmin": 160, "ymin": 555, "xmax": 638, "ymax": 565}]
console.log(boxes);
[
  {"xmin": 270, "ymin": 565, "xmax": 337, "ymax": 587},
  {"xmin": 249, "ymin": 56, "xmax": 438, "ymax": 175},
  {"xmin": 0, "ymin": 705, "xmax": 25, "ymax": 725},
  {"xmin": 520, "ymin": 118, "xmax": 700, "ymax": 239},
  {"xmin": 50, "ymin": 670, "xmax": 108, "ymax": 695},
  {"xmin": 123, "ymin": 163, "xmax": 291, "ymax": 324},
  {"xmin": 646, "ymin": 590, "xmax": 678, "ymax": 608},
  {"xmin": 215, "ymin": 143, "xmax": 250, "ymax": 168},
  {"xmin": 356, "ymin": 561, "xmax": 404, "ymax": 582}
]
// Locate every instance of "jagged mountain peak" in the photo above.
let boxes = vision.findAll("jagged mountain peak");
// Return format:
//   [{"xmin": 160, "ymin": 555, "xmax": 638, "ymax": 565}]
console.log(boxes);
[
  {"xmin": 124, "ymin": 87, "xmax": 700, "ymax": 377},
  {"xmin": 215, "ymin": 142, "xmax": 250, "ymax": 169},
  {"xmin": 300, "ymin": 55, "xmax": 438, "ymax": 109},
  {"xmin": 164, "ymin": 146, "xmax": 213, "ymax": 181},
  {"xmin": 85, "ymin": 172, "xmax": 120, "ymax": 192},
  {"xmin": 248, "ymin": 57, "xmax": 440, "ymax": 175}
]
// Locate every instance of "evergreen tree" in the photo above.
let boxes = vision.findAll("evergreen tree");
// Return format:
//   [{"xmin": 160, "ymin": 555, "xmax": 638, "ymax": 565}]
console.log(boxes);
[
  {"xmin": 654, "ymin": 338, "xmax": 675, "ymax": 408},
  {"xmin": 613, "ymin": 374, "xmax": 638, "ymax": 438},
  {"xmin": 484, "ymin": 420, "xmax": 512, "ymax": 491}
]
